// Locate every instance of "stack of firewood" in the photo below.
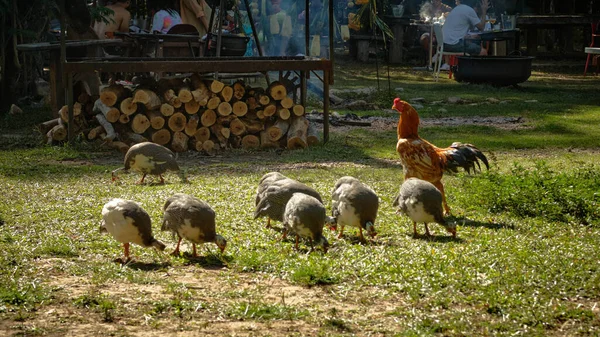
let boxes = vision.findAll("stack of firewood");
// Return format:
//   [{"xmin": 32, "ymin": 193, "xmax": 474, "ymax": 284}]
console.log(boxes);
[{"xmin": 41, "ymin": 73, "xmax": 320, "ymax": 155}]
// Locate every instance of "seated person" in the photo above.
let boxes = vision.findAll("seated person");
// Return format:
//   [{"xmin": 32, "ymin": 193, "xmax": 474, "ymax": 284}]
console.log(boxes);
[
  {"xmin": 151, "ymin": 1, "xmax": 183, "ymax": 34},
  {"xmin": 442, "ymin": 0, "xmax": 489, "ymax": 55},
  {"xmin": 93, "ymin": 0, "xmax": 131, "ymax": 39},
  {"xmin": 419, "ymin": 0, "xmax": 454, "ymax": 69}
]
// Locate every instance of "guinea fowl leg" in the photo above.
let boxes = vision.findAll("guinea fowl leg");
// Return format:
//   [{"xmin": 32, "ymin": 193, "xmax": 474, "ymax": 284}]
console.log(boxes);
[
  {"xmin": 171, "ymin": 237, "xmax": 182, "ymax": 256},
  {"xmin": 266, "ymin": 217, "xmax": 271, "ymax": 229},
  {"xmin": 123, "ymin": 242, "xmax": 131, "ymax": 262},
  {"xmin": 295, "ymin": 235, "xmax": 300, "ymax": 250},
  {"xmin": 337, "ymin": 225, "xmax": 345, "ymax": 239},
  {"xmin": 432, "ymin": 181, "xmax": 451, "ymax": 215},
  {"xmin": 281, "ymin": 228, "xmax": 288, "ymax": 240},
  {"xmin": 137, "ymin": 174, "xmax": 147, "ymax": 185},
  {"xmin": 192, "ymin": 244, "xmax": 197, "ymax": 257},
  {"xmin": 159, "ymin": 174, "xmax": 165, "ymax": 185},
  {"xmin": 358, "ymin": 227, "xmax": 365, "ymax": 242},
  {"xmin": 424, "ymin": 223, "xmax": 431, "ymax": 236},
  {"xmin": 413, "ymin": 222, "xmax": 418, "ymax": 237}
]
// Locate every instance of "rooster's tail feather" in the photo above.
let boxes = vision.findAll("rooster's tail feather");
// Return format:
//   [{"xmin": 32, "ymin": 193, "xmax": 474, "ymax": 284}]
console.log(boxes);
[{"xmin": 444, "ymin": 142, "xmax": 489, "ymax": 174}]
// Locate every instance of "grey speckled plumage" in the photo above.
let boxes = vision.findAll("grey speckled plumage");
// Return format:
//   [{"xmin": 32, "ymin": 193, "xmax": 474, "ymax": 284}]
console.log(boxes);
[
  {"xmin": 392, "ymin": 178, "xmax": 456, "ymax": 237},
  {"xmin": 330, "ymin": 176, "xmax": 379, "ymax": 241},
  {"xmin": 112, "ymin": 142, "xmax": 186, "ymax": 184},
  {"xmin": 100, "ymin": 198, "xmax": 166, "ymax": 262},
  {"xmin": 161, "ymin": 194, "xmax": 227, "ymax": 256},
  {"xmin": 254, "ymin": 172, "xmax": 322, "ymax": 227},
  {"xmin": 283, "ymin": 193, "xmax": 329, "ymax": 253}
]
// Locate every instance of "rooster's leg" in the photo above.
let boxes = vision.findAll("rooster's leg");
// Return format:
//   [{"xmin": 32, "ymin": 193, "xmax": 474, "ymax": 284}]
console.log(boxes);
[
  {"xmin": 337, "ymin": 225, "xmax": 345, "ymax": 239},
  {"xmin": 433, "ymin": 181, "xmax": 451, "ymax": 215},
  {"xmin": 424, "ymin": 223, "xmax": 431, "ymax": 236},
  {"xmin": 171, "ymin": 237, "xmax": 182, "ymax": 256},
  {"xmin": 413, "ymin": 222, "xmax": 418, "ymax": 237}
]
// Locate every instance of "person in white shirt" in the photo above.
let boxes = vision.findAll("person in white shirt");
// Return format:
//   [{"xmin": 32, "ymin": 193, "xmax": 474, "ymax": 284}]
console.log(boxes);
[{"xmin": 442, "ymin": 0, "xmax": 489, "ymax": 55}]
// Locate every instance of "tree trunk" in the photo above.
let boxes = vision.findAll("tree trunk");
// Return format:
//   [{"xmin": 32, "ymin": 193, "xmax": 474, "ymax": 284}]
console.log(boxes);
[{"xmin": 287, "ymin": 116, "xmax": 309, "ymax": 149}]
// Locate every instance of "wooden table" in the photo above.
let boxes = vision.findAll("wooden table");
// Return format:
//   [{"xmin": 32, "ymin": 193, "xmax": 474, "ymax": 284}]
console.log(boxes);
[
  {"xmin": 17, "ymin": 39, "xmax": 130, "ymax": 117},
  {"xmin": 384, "ymin": 16, "xmax": 412, "ymax": 64}
]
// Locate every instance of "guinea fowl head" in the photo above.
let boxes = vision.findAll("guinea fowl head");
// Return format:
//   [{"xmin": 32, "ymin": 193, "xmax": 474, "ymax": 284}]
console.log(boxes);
[
  {"xmin": 391, "ymin": 97, "xmax": 420, "ymax": 139},
  {"xmin": 325, "ymin": 215, "xmax": 337, "ymax": 231},
  {"xmin": 316, "ymin": 234, "xmax": 329, "ymax": 254},
  {"xmin": 365, "ymin": 221, "xmax": 376, "ymax": 237},
  {"xmin": 215, "ymin": 235, "xmax": 228, "ymax": 253}
]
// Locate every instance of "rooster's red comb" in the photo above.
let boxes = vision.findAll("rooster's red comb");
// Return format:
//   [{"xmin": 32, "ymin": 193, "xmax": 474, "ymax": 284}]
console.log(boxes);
[{"xmin": 392, "ymin": 97, "xmax": 403, "ymax": 111}]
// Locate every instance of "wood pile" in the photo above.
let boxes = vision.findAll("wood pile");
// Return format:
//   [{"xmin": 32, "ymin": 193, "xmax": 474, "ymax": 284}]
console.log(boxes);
[{"xmin": 40, "ymin": 74, "xmax": 320, "ymax": 155}]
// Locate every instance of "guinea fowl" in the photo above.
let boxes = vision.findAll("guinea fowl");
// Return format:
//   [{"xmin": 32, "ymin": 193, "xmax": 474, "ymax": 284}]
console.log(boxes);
[
  {"xmin": 392, "ymin": 178, "xmax": 456, "ymax": 238},
  {"xmin": 112, "ymin": 142, "xmax": 187, "ymax": 184},
  {"xmin": 393, "ymin": 97, "xmax": 488, "ymax": 215},
  {"xmin": 283, "ymin": 193, "xmax": 329, "ymax": 253},
  {"xmin": 330, "ymin": 176, "xmax": 379, "ymax": 241},
  {"xmin": 101, "ymin": 198, "xmax": 166, "ymax": 262},
  {"xmin": 161, "ymin": 193, "xmax": 227, "ymax": 257},
  {"xmin": 254, "ymin": 172, "xmax": 323, "ymax": 228}
]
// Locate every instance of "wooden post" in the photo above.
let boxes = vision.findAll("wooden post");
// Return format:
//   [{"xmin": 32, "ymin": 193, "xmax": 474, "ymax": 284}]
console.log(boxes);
[
  {"xmin": 388, "ymin": 21, "xmax": 405, "ymax": 64},
  {"xmin": 323, "ymin": 69, "xmax": 330, "ymax": 143}
]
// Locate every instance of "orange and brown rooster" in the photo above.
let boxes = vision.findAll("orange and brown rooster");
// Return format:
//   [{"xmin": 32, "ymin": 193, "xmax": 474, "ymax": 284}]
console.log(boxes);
[{"xmin": 392, "ymin": 97, "xmax": 489, "ymax": 214}]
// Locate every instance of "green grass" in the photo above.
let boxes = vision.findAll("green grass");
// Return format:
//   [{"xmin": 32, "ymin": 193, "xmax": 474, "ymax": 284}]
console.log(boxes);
[{"xmin": 0, "ymin": 63, "xmax": 599, "ymax": 335}]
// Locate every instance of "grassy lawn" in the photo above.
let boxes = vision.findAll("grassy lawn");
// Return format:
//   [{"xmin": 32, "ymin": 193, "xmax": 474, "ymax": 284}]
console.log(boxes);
[{"xmin": 0, "ymin": 61, "xmax": 599, "ymax": 336}]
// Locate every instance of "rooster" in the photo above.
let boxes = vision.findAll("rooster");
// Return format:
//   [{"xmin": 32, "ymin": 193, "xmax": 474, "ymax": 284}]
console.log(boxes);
[{"xmin": 392, "ymin": 97, "xmax": 489, "ymax": 214}]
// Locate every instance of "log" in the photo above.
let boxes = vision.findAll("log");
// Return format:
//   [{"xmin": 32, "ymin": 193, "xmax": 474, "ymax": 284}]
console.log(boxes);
[
  {"xmin": 260, "ymin": 130, "xmax": 280, "ymax": 149},
  {"xmin": 120, "ymin": 97, "xmax": 138, "ymax": 115},
  {"xmin": 191, "ymin": 88, "xmax": 210, "ymax": 106},
  {"xmin": 178, "ymin": 87, "xmax": 193, "ymax": 103},
  {"xmin": 185, "ymin": 100, "xmax": 200, "ymax": 114},
  {"xmin": 217, "ymin": 102, "xmax": 232, "ymax": 116},
  {"xmin": 263, "ymin": 104, "xmax": 277, "ymax": 117},
  {"xmin": 163, "ymin": 88, "xmax": 177, "ymax": 103},
  {"xmin": 171, "ymin": 131, "xmax": 189, "ymax": 152},
  {"xmin": 246, "ymin": 96, "xmax": 258, "ymax": 110},
  {"xmin": 168, "ymin": 112, "xmax": 187, "ymax": 132},
  {"xmin": 232, "ymin": 101, "xmax": 248, "ymax": 117},
  {"xmin": 200, "ymin": 109, "xmax": 217, "ymax": 127},
  {"xmin": 59, "ymin": 103, "xmax": 82, "ymax": 123},
  {"xmin": 229, "ymin": 135, "xmax": 242, "ymax": 148},
  {"xmin": 229, "ymin": 117, "xmax": 247, "ymax": 136},
  {"xmin": 158, "ymin": 78, "xmax": 185, "ymax": 95},
  {"xmin": 185, "ymin": 114, "xmax": 200, "ymax": 136},
  {"xmin": 277, "ymin": 107, "xmax": 290, "ymax": 120},
  {"xmin": 160, "ymin": 103, "xmax": 174, "ymax": 116},
  {"xmin": 202, "ymin": 139, "xmax": 218, "ymax": 156},
  {"xmin": 100, "ymin": 84, "xmax": 128, "ymax": 107},
  {"xmin": 38, "ymin": 118, "xmax": 60, "ymax": 135},
  {"xmin": 105, "ymin": 107, "xmax": 121, "ymax": 123},
  {"xmin": 292, "ymin": 104, "xmax": 305, "ymax": 116},
  {"xmin": 209, "ymin": 80, "xmax": 225, "ymax": 93},
  {"xmin": 146, "ymin": 111, "xmax": 166, "ymax": 130},
  {"xmin": 242, "ymin": 118, "xmax": 264, "ymax": 134},
  {"xmin": 280, "ymin": 97, "xmax": 294, "ymax": 109},
  {"xmin": 95, "ymin": 114, "xmax": 116, "ymax": 140},
  {"xmin": 150, "ymin": 128, "xmax": 171, "ymax": 145},
  {"xmin": 207, "ymin": 96, "xmax": 221, "ymax": 110},
  {"xmin": 220, "ymin": 86, "xmax": 234, "ymax": 102},
  {"xmin": 233, "ymin": 81, "xmax": 246, "ymax": 100},
  {"xmin": 307, "ymin": 123, "xmax": 320, "ymax": 146},
  {"xmin": 256, "ymin": 110, "xmax": 265, "ymax": 119},
  {"xmin": 267, "ymin": 118, "xmax": 290, "ymax": 141},
  {"xmin": 245, "ymin": 110, "xmax": 258, "ymax": 120},
  {"xmin": 268, "ymin": 82, "xmax": 287, "ymax": 101},
  {"xmin": 48, "ymin": 124, "xmax": 67, "ymax": 142},
  {"xmin": 118, "ymin": 113, "xmax": 130, "ymax": 124},
  {"xmin": 210, "ymin": 123, "xmax": 229, "ymax": 146},
  {"xmin": 194, "ymin": 126, "xmax": 211, "ymax": 142},
  {"xmin": 171, "ymin": 97, "xmax": 182, "ymax": 108},
  {"xmin": 107, "ymin": 140, "xmax": 129, "ymax": 154},
  {"xmin": 217, "ymin": 114, "xmax": 237, "ymax": 126},
  {"xmin": 132, "ymin": 89, "xmax": 161, "ymax": 110},
  {"xmin": 87, "ymin": 125, "xmax": 105, "ymax": 140},
  {"xmin": 121, "ymin": 132, "xmax": 148, "ymax": 145},
  {"xmin": 131, "ymin": 113, "xmax": 151, "ymax": 134},
  {"xmin": 258, "ymin": 94, "xmax": 270, "ymax": 105},
  {"xmin": 241, "ymin": 134, "xmax": 260, "ymax": 149},
  {"xmin": 194, "ymin": 139, "xmax": 204, "ymax": 152},
  {"xmin": 287, "ymin": 116, "xmax": 309, "ymax": 149}
]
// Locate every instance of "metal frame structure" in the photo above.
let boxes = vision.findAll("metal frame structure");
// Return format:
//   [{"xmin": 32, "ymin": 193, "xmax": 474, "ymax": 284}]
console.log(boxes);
[{"xmin": 59, "ymin": 0, "xmax": 335, "ymax": 142}]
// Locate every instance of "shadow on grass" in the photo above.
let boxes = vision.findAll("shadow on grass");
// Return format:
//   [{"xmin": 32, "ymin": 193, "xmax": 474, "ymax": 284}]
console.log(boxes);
[
  {"xmin": 180, "ymin": 252, "xmax": 232, "ymax": 269},
  {"xmin": 449, "ymin": 216, "xmax": 515, "ymax": 230},
  {"xmin": 123, "ymin": 261, "xmax": 172, "ymax": 271}
]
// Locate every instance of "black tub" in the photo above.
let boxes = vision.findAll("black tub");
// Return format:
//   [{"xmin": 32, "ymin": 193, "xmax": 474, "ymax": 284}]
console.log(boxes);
[
  {"xmin": 207, "ymin": 35, "xmax": 250, "ymax": 56},
  {"xmin": 454, "ymin": 56, "xmax": 535, "ymax": 86}
]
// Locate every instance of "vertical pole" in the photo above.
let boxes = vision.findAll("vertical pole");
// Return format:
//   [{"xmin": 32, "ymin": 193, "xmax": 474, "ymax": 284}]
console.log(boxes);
[
  {"xmin": 300, "ymin": 71, "xmax": 307, "ymax": 107},
  {"xmin": 305, "ymin": 0, "xmax": 310, "ymax": 56},
  {"xmin": 67, "ymin": 73, "xmax": 74, "ymax": 142},
  {"xmin": 323, "ymin": 69, "xmax": 330, "ymax": 143},
  {"xmin": 242, "ymin": 0, "xmax": 264, "ymax": 56},
  {"xmin": 216, "ymin": 0, "xmax": 225, "ymax": 57},
  {"xmin": 205, "ymin": 2, "xmax": 217, "ymax": 56},
  {"xmin": 59, "ymin": 0, "xmax": 66, "ymax": 105},
  {"xmin": 328, "ymin": 0, "xmax": 334, "ymax": 67}
]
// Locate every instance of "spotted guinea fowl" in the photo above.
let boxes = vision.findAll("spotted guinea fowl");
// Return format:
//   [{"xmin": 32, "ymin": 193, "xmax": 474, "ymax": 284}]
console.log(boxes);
[
  {"xmin": 254, "ymin": 172, "xmax": 323, "ymax": 229},
  {"xmin": 392, "ymin": 178, "xmax": 456, "ymax": 238},
  {"xmin": 112, "ymin": 142, "xmax": 187, "ymax": 184},
  {"xmin": 330, "ymin": 176, "xmax": 379, "ymax": 241},
  {"xmin": 101, "ymin": 198, "xmax": 166, "ymax": 262},
  {"xmin": 161, "ymin": 193, "xmax": 227, "ymax": 257},
  {"xmin": 282, "ymin": 193, "xmax": 329, "ymax": 253}
]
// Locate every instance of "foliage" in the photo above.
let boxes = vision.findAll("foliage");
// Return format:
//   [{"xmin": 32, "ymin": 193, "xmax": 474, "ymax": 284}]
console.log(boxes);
[{"xmin": 353, "ymin": 0, "xmax": 394, "ymax": 41}]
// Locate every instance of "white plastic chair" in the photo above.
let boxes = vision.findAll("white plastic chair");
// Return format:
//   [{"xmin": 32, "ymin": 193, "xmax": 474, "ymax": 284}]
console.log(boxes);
[{"xmin": 433, "ymin": 24, "xmax": 463, "ymax": 81}]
